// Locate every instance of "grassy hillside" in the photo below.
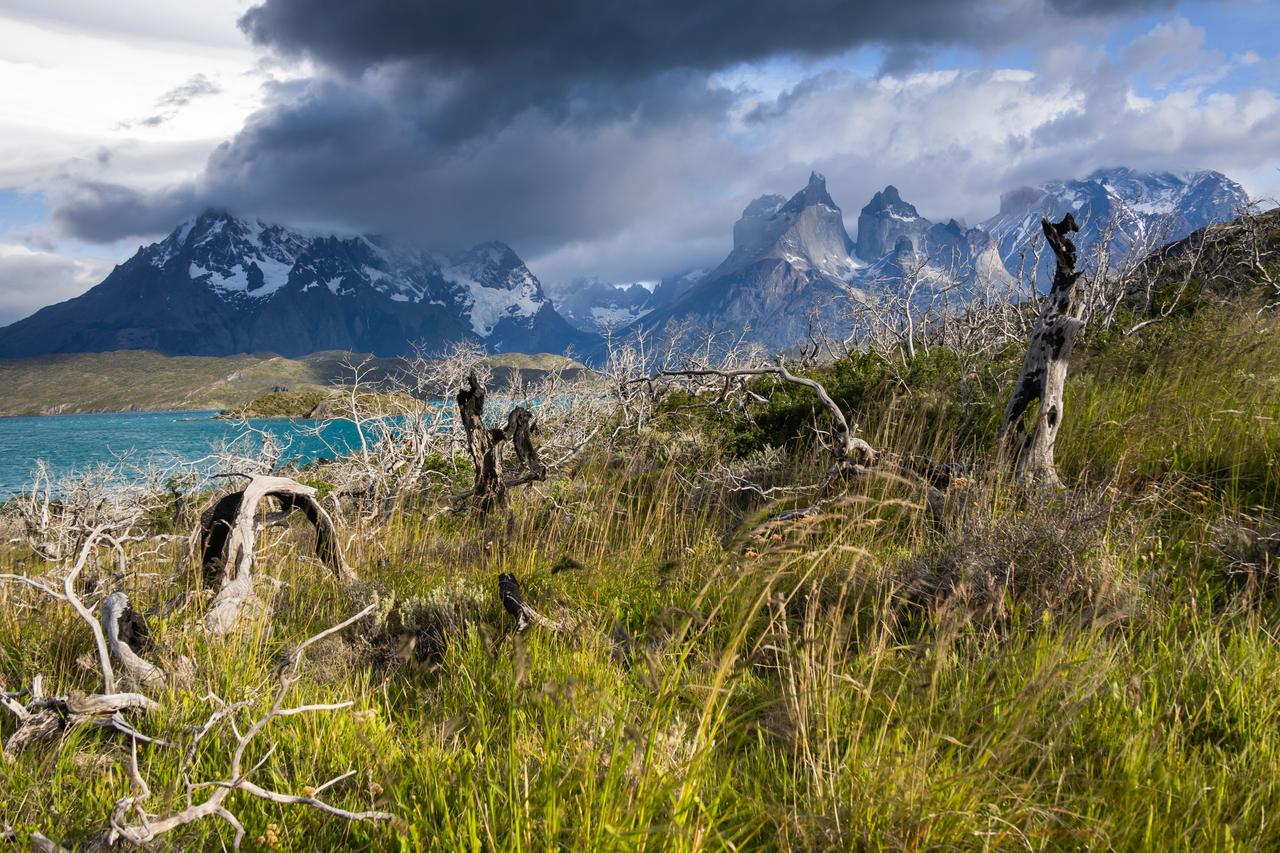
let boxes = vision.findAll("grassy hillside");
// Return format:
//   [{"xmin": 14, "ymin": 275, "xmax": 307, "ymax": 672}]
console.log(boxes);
[
  {"xmin": 0, "ymin": 350, "xmax": 587, "ymax": 416},
  {"xmin": 2, "ymin": 217, "xmax": 1279, "ymax": 849}
]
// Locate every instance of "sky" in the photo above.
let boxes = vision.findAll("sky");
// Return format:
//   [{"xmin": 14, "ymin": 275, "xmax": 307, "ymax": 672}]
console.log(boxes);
[{"xmin": 0, "ymin": 0, "xmax": 1278, "ymax": 323}]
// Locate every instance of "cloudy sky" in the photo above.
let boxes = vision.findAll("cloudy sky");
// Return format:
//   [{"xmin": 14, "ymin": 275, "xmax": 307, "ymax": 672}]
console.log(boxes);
[{"xmin": 0, "ymin": 0, "xmax": 1278, "ymax": 322}]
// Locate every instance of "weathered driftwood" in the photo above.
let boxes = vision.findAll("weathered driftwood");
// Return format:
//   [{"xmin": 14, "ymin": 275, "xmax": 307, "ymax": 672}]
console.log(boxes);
[
  {"xmin": 1, "ymin": 673, "xmax": 158, "ymax": 757},
  {"xmin": 455, "ymin": 372, "xmax": 548, "ymax": 511},
  {"xmin": 998, "ymin": 214, "xmax": 1087, "ymax": 486},
  {"xmin": 201, "ymin": 474, "xmax": 358, "ymax": 635}
]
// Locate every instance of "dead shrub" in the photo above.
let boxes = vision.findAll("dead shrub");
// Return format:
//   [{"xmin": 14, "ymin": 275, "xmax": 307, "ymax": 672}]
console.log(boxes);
[
  {"xmin": 1207, "ymin": 516, "xmax": 1280, "ymax": 600},
  {"xmin": 898, "ymin": 489, "xmax": 1129, "ymax": 624}
]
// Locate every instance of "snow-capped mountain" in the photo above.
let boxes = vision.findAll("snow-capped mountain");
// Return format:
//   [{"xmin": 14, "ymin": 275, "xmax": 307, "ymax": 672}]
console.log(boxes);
[
  {"xmin": 983, "ymin": 167, "xmax": 1248, "ymax": 287},
  {"xmin": 0, "ymin": 210, "xmax": 598, "ymax": 358}
]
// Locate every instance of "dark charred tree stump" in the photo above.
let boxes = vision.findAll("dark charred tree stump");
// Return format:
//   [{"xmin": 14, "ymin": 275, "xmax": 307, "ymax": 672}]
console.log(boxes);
[
  {"xmin": 998, "ymin": 214, "xmax": 1087, "ymax": 486},
  {"xmin": 457, "ymin": 372, "xmax": 508, "ymax": 512},
  {"xmin": 503, "ymin": 405, "xmax": 546, "ymax": 485},
  {"xmin": 455, "ymin": 374, "xmax": 550, "ymax": 512},
  {"xmin": 496, "ymin": 572, "xmax": 561, "ymax": 633}
]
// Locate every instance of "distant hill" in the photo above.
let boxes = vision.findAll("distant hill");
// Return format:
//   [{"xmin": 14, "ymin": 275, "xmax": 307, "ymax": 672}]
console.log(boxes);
[{"xmin": 0, "ymin": 350, "xmax": 586, "ymax": 417}]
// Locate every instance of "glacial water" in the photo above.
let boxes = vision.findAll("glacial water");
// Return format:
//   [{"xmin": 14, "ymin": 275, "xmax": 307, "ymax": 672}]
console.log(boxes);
[{"xmin": 0, "ymin": 410, "xmax": 369, "ymax": 496}]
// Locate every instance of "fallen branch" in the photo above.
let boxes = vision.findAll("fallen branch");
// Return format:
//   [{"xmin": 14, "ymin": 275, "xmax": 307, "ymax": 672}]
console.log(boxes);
[
  {"xmin": 92, "ymin": 603, "xmax": 397, "ymax": 850},
  {"xmin": 1, "ymin": 675, "xmax": 158, "ymax": 757}
]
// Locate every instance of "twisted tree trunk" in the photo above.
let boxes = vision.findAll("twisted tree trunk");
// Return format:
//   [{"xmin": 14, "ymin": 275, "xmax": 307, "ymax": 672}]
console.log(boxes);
[
  {"xmin": 457, "ymin": 372, "xmax": 507, "ymax": 512},
  {"xmin": 201, "ymin": 474, "xmax": 358, "ymax": 635},
  {"xmin": 998, "ymin": 214, "xmax": 1087, "ymax": 486}
]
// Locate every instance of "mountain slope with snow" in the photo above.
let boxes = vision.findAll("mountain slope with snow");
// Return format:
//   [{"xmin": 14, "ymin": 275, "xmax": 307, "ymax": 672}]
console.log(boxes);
[
  {"xmin": 983, "ymin": 167, "xmax": 1248, "ymax": 287},
  {"xmin": 0, "ymin": 210, "xmax": 597, "ymax": 359}
]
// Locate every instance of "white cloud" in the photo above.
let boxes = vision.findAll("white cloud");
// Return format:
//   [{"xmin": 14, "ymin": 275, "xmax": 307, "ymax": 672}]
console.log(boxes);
[
  {"xmin": 0, "ymin": 8, "xmax": 304, "ymax": 204},
  {"xmin": 0, "ymin": 244, "xmax": 113, "ymax": 324}
]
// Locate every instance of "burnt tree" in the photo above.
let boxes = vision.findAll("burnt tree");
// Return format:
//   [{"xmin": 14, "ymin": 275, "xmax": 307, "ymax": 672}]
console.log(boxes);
[
  {"xmin": 457, "ymin": 372, "xmax": 508, "ymax": 512},
  {"xmin": 998, "ymin": 214, "xmax": 1087, "ymax": 486},
  {"xmin": 455, "ymin": 372, "xmax": 547, "ymax": 513}
]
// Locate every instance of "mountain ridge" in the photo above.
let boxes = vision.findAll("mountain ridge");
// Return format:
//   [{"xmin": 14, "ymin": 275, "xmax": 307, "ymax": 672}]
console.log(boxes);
[{"xmin": 0, "ymin": 210, "xmax": 598, "ymax": 359}]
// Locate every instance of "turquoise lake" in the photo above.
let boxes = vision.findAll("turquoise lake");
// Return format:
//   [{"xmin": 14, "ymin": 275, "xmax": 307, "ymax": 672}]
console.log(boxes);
[{"xmin": 0, "ymin": 410, "xmax": 368, "ymax": 496}]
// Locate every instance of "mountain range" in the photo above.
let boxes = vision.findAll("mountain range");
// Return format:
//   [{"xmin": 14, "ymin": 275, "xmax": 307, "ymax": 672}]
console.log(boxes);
[
  {"xmin": 0, "ymin": 210, "xmax": 595, "ymax": 359},
  {"xmin": 983, "ymin": 167, "xmax": 1249, "ymax": 287},
  {"xmin": 0, "ymin": 167, "xmax": 1249, "ymax": 359}
]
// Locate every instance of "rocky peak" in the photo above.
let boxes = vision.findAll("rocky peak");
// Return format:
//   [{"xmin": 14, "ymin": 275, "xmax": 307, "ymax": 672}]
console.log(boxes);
[
  {"xmin": 449, "ymin": 241, "xmax": 542, "ymax": 295},
  {"xmin": 780, "ymin": 171, "xmax": 838, "ymax": 214},
  {"xmin": 856, "ymin": 185, "xmax": 929, "ymax": 260}
]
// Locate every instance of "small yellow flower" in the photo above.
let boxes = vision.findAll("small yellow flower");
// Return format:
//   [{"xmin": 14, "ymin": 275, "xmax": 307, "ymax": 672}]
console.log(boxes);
[
  {"xmin": 301, "ymin": 786, "xmax": 316, "ymax": 797},
  {"xmin": 744, "ymin": 548, "xmax": 759, "ymax": 558}
]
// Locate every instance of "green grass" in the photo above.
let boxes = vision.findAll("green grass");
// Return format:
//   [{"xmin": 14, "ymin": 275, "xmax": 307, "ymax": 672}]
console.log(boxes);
[{"xmin": 3, "ymin": 301, "xmax": 1280, "ymax": 850}]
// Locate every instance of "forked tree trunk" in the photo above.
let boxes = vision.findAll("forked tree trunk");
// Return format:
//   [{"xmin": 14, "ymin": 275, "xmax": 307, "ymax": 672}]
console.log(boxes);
[
  {"xmin": 457, "ymin": 372, "xmax": 507, "ymax": 512},
  {"xmin": 998, "ymin": 214, "xmax": 1086, "ymax": 486}
]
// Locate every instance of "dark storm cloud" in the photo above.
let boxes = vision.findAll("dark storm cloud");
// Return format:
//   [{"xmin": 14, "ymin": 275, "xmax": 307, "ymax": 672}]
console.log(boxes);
[
  {"xmin": 52, "ymin": 181, "xmax": 199, "ymax": 243},
  {"xmin": 238, "ymin": 0, "xmax": 1187, "ymax": 73},
  {"xmin": 235, "ymin": 0, "xmax": 1196, "ymax": 140}
]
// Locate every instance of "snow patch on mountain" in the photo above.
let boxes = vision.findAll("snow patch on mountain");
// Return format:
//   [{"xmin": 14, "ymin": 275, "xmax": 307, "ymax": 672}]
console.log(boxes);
[{"xmin": 447, "ymin": 268, "xmax": 543, "ymax": 336}]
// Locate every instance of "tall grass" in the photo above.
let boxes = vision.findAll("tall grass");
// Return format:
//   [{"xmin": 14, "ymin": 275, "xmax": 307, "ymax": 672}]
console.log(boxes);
[{"xmin": 4, "ymin": 303, "xmax": 1280, "ymax": 850}]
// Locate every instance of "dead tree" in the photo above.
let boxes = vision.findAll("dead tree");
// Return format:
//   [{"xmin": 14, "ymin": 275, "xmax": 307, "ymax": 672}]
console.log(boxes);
[
  {"xmin": 998, "ymin": 214, "xmax": 1087, "ymax": 486},
  {"xmin": 1, "ymin": 529, "xmax": 164, "ymax": 757},
  {"xmin": 457, "ymin": 372, "xmax": 508, "ymax": 512},
  {"xmin": 455, "ymin": 372, "xmax": 548, "ymax": 512},
  {"xmin": 655, "ymin": 366, "xmax": 878, "ymax": 473},
  {"xmin": 9, "ymin": 604, "xmax": 398, "ymax": 851},
  {"xmin": 200, "ymin": 474, "xmax": 361, "ymax": 635}
]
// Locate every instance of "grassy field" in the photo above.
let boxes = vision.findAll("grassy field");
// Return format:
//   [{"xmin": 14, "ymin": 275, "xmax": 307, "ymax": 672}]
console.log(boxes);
[{"xmin": 2, "ymin": 293, "xmax": 1279, "ymax": 850}]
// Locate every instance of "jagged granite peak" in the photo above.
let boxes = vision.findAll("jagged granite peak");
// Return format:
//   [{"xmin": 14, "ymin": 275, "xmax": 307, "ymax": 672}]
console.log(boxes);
[
  {"xmin": 631, "ymin": 173, "xmax": 865, "ymax": 350},
  {"xmin": 0, "ymin": 208, "xmax": 597, "ymax": 358},
  {"xmin": 632, "ymin": 172, "xmax": 1023, "ymax": 350},
  {"xmin": 715, "ymin": 171, "xmax": 857, "ymax": 281},
  {"xmin": 856, "ymin": 184, "xmax": 929, "ymax": 260},
  {"xmin": 983, "ymin": 167, "xmax": 1248, "ymax": 288},
  {"xmin": 780, "ymin": 171, "xmax": 838, "ymax": 213}
]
